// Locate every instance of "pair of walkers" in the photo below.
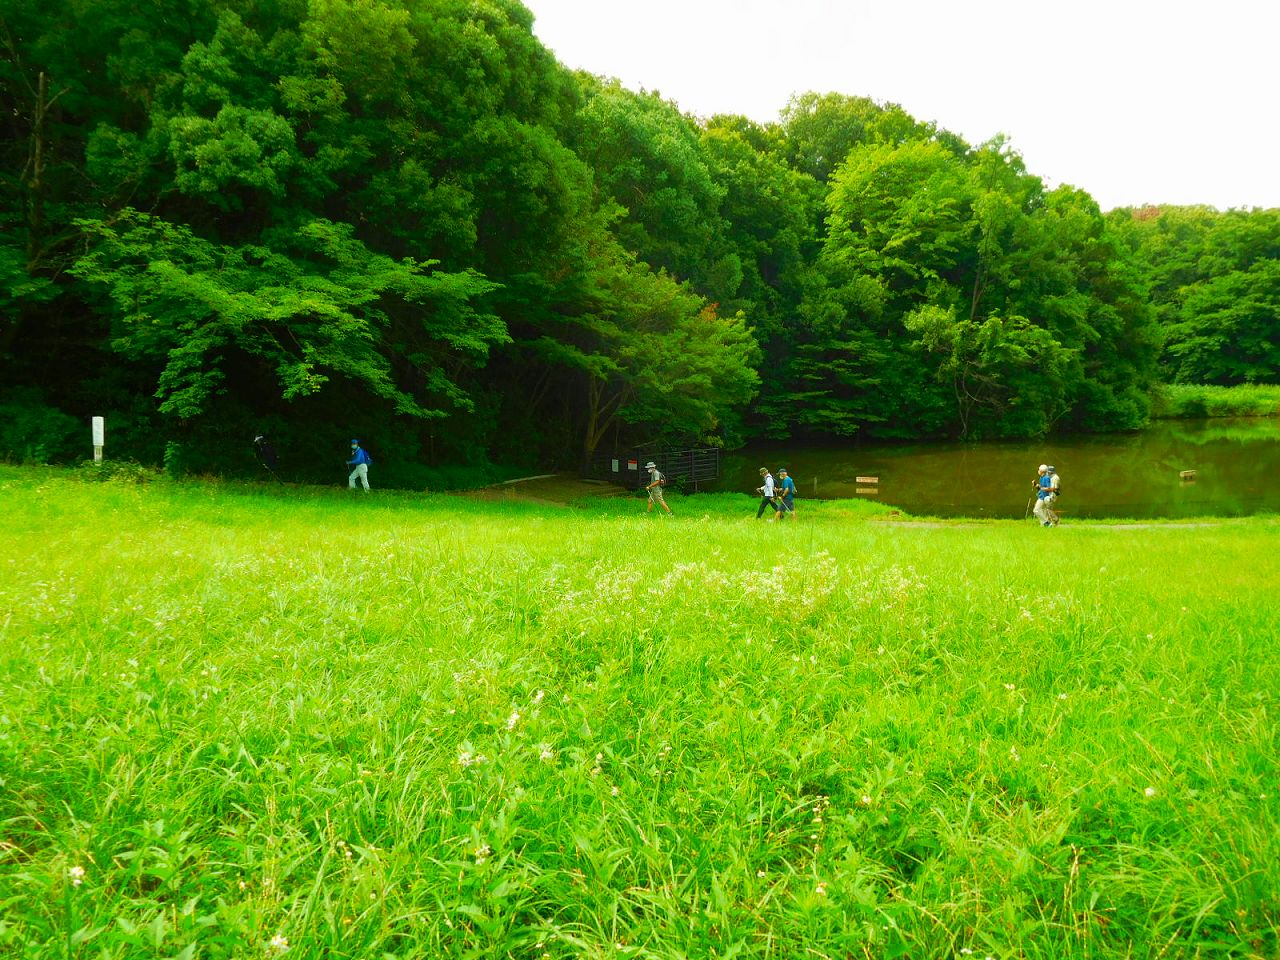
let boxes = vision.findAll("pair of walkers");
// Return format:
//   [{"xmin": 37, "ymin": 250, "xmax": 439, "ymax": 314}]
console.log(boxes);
[
  {"xmin": 756, "ymin": 467, "xmax": 797, "ymax": 521},
  {"xmin": 1033, "ymin": 463, "xmax": 1060, "ymax": 526}
]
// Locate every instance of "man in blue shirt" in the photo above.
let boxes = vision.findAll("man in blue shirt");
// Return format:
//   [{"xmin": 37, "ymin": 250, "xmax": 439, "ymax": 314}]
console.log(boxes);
[
  {"xmin": 347, "ymin": 439, "xmax": 372, "ymax": 491},
  {"xmin": 777, "ymin": 467, "xmax": 797, "ymax": 520}
]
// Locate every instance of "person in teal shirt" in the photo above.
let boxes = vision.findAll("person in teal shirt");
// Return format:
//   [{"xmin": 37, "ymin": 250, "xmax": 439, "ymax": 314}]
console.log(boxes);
[{"xmin": 777, "ymin": 467, "xmax": 797, "ymax": 520}]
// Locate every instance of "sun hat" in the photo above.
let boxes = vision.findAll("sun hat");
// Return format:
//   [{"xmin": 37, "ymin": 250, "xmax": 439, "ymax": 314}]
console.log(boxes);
[
  {"xmin": 759, "ymin": 467, "xmax": 768, "ymax": 474},
  {"xmin": 644, "ymin": 461, "xmax": 656, "ymax": 469},
  {"xmin": 1038, "ymin": 464, "xmax": 1048, "ymax": 472}
]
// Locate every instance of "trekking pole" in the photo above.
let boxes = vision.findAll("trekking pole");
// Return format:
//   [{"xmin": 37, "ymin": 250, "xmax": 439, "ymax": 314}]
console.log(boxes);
[{"xmin": 1024, "ymin": 495, "xmax": 1035, "ymax": 520}]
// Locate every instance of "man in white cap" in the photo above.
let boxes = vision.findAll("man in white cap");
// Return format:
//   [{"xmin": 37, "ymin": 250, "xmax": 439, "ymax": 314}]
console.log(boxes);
[
  {"xmin": 644, "ymin": 461, "xmax": 671, "ymax": 515},
  {"xmin": 1032, "ymin": 464, "xmax": 1057, "ymax": 526}
]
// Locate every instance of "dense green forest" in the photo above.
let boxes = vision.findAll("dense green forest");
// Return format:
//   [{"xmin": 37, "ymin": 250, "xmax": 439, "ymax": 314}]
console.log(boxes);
[{"xmin": 3, "ymin": 0, "xmax": 1278, "ymax": 483}]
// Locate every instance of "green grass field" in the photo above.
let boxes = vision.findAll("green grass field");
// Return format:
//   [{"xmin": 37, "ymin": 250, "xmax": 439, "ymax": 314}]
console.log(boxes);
[{"xmin": 2, "ymin": 467, "xmax": 1277, "ymax": 959}]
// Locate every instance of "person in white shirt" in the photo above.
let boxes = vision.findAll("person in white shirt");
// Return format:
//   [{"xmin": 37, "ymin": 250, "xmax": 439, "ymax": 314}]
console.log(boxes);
[{"xmin": 755, "ymin": 467, "xmax": 780, "ymax": 520}]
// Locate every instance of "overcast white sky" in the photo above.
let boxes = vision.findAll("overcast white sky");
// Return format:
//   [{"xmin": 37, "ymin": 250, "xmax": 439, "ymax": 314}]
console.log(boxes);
[{"xmin": 521, "ymin": 0, "xmax": 1278, "ymax": 211}]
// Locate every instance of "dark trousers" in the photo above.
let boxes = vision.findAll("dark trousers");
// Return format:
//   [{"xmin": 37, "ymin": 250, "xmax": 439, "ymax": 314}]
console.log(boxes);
[{"xmin": 756, "ymin": 496, "xmax": 779, "ymax": 518}]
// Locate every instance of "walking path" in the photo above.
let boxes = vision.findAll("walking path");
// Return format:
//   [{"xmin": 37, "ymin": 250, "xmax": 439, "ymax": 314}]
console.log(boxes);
[{"xmin": 462, "ymin": 473, "xmax": 627, "ymax": 506}]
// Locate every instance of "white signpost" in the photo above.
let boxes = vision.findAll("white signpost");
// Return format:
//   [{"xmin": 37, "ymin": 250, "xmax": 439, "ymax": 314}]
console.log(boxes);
[{"xmin": 92, "ymin": 416, "xmax": 104, "ymax": 462}]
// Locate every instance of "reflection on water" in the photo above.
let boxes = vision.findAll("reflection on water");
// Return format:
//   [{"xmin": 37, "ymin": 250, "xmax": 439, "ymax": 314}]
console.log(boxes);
[{"xmin": 717, "ymin": 418, "xmax": 1280, "ymax": 519}]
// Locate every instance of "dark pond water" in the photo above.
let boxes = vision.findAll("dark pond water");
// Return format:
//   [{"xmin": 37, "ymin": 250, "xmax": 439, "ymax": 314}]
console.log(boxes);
[{"xmin": 713, "ymin": 418, "xmax": 1280, "ymax": 519}]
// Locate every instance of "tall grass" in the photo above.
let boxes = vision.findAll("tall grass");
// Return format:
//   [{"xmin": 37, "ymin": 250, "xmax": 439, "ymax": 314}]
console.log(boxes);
[
  {"xmin": 1152, "ymin": 383, "xmax": 1280, "ymax": 419},
  {"xmin": 1, "ymin": 467, "xmax": 1277, "ymax": 958}
]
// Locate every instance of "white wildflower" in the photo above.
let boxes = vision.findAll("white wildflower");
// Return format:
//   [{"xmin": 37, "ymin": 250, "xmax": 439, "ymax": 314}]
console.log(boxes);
[
  {"xmin": 1144, "ymin": 786, "xmax": 1157, "ymax": 798},
  {"xmin": 67, "ymin": 865, "xmax": 85, "ymax": 886},
  {"xmin": 506, "ymin": 710, "xmax": 520, "ymax": 731},
  {"xmin": 268, "ymin": 933, "xmax": 289, "ymax": 953}
]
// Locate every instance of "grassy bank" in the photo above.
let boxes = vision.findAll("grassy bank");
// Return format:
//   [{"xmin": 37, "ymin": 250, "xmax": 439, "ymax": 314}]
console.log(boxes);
[
  {"xmin": 1152, "ymin": 383, "xmax": 1280, "ymax": 419},
  {"xmin": 1, "ymin": 468, "xmax": 1277, "ymax": 959}
]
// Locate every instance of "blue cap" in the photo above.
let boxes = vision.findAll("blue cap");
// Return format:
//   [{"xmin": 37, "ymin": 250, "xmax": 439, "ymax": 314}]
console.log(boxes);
[{"xmin": 351, "ymin": 439, "xmax": 360, "ymax": 444}]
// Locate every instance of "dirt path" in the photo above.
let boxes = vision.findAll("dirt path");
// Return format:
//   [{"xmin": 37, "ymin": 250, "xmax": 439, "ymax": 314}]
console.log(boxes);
[{"xmin": 460, "ymin": 473, "xmax": 629, "ymax": 506}]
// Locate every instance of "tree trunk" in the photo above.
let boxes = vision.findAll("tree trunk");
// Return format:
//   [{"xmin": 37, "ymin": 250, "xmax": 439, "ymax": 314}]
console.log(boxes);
[{"xmin": 581, "ymin": 376, "xmax": 625, "ymax": 467}]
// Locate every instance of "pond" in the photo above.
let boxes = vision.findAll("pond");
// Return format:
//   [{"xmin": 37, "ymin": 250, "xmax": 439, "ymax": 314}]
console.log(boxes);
[{"xmin": 714, "ymin": 418, "xmax": 1280, "ymax": 519}]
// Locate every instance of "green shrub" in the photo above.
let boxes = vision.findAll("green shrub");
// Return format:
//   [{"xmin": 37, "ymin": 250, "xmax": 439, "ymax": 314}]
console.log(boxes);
[
  {"xmin": 75, "ymin": 458, "xmax": 158, "ymax": 483},
  {"xmin": 1152, "ymin": 383, "xmax": 1280, "ymax": 418},
  {"xmin": 0, "ymin": 390, "xmax": 82, "ymax": 463}
]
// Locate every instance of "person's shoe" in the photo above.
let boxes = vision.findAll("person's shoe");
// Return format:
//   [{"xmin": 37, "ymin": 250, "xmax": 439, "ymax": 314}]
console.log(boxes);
[{"xmin": 1042, "ymin": 521, "xmax": 1051, "ymax": 527}]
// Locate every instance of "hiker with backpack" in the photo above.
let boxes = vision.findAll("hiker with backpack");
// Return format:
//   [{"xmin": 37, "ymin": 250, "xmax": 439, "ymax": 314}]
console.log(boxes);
[
  {"xmin": 777, "ymin": 467, "xmax": 797, "ymax": 520},
  {"xmin": 347, "ymin": 439, "xmax": 372, "ymax": 491},
  {"xmin": 254, "ymin": 435, "xmax": 279, "ymax": 481},
  {"xmin": 644, "ymin": 460, "xmax": 672, "ymax": 515}
]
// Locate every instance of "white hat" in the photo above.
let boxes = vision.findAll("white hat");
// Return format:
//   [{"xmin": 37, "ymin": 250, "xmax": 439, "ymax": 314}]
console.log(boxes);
[
  {"xmin": 644, "ymin": 461, "xmax": 656, "ymax": 469},
  {"xmin": 1038, "ymin": 464, "xmax": 1048, "ymax": 472}
]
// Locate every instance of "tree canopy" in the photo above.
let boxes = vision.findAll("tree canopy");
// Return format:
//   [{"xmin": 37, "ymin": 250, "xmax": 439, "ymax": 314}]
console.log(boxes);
[{"xmin": 2, "ymin": 1, "xmax": 1275, "ymax": 477}]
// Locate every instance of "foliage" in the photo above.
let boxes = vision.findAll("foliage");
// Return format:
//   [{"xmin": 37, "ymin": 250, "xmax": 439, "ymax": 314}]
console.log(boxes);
[
  {"xmin": 1, "ymin": 0, "xmax": 1274, "ymax": 476},
  {"xmin": 0, "ymin": 389, "xmax": 82, "ymax": 463},
  {"xmin": 1110, "ymin": 206, "xmax": 1280, "ymax": 386},
  {"xmin": 71, "ymin": 210, "xmax": 505, "ymax": 419},
  {"xmin": 73, "ymin": 458, "xmax": 158, "ymax": 483},
  {"xmin": 1152, "ymin": 383, "xmax": 1280, "ymax": 418}
]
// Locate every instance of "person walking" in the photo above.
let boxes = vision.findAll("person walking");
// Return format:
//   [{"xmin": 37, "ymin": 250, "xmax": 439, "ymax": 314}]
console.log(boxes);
[
  {"xmin": 347, "ymin": 439, "xmax": 372, "ymax": 491},
  {"xmin": 1032, "ymin": 463, "xmax": 1057, "ymax": 526},
  {"xmin": 254, "ymin": 435, "xmax": 279, "ymax": 481},
  {"xmin": 756, "ymin": 467, "xmax": 780, "ymax": 520},
  {"xmin": 1045, "ymin": 465, "xmax": 1061, "ymax": 525},
  {"xmin": 777, "ymin": 467, "xmax": 797, "ymax": 520},
  {"xmin": 644, "ymin": 461, "xmax": 672, "ymax": 515}
]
